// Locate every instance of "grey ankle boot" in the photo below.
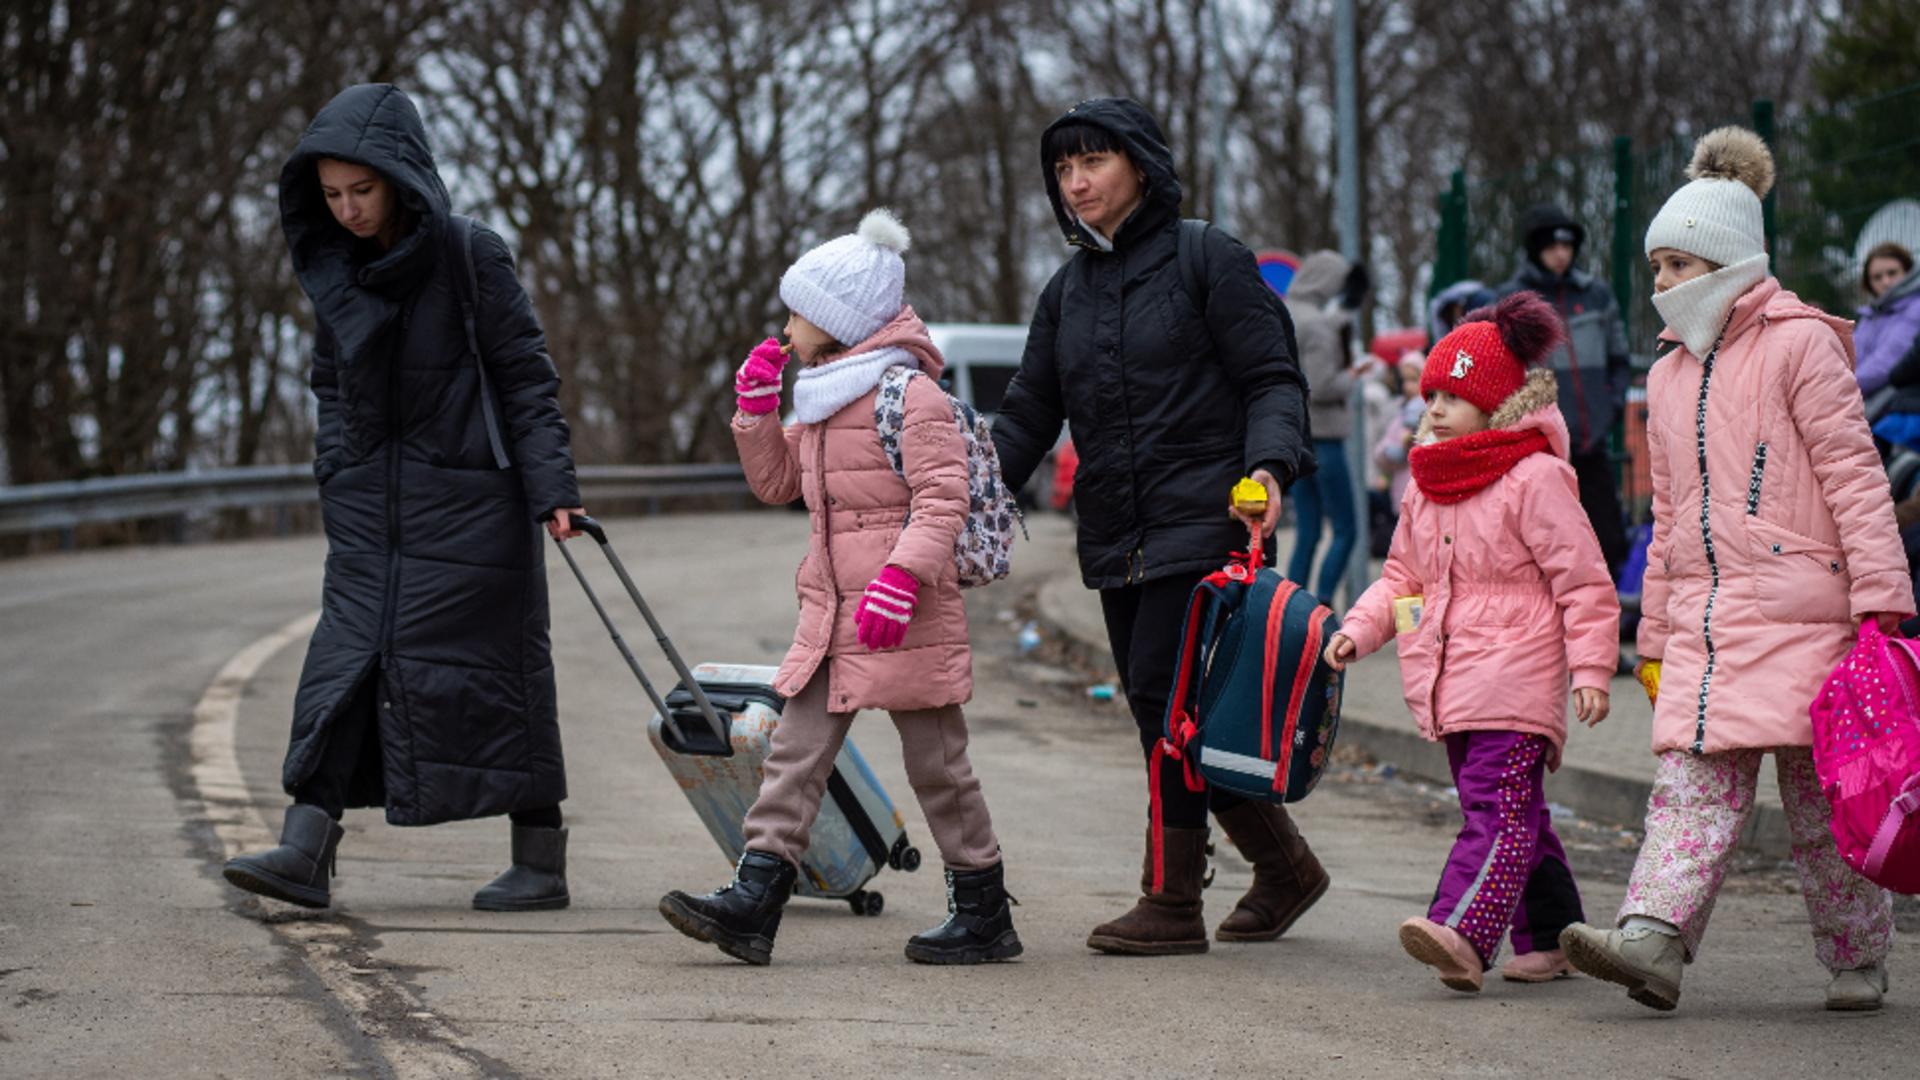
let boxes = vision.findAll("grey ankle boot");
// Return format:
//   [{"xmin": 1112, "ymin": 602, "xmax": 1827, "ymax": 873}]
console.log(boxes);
[
  {"xmin": 472, "ymin": 826, "xmax": 571, "ymax": 912},
  {"xmin": 223, "ymin": 804, "xmax": 343, "ymax": 909},
  {"xmin": 1559, "ymin": 922, "xmax": 1686, "ymax": 1011},
  {"xmin": 1827, "ymin": 964, "xmax": 1889, "ymax": 1012}
]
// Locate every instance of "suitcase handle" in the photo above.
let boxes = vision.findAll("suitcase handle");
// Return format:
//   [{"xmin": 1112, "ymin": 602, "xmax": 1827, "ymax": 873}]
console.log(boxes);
[
  {"xmin": 555, "ymin": 515, "xmax": 731, "ymax": 749},
  {"xmin": 567, "ymin": 511, "xmax": 609, "ymax": 545}
]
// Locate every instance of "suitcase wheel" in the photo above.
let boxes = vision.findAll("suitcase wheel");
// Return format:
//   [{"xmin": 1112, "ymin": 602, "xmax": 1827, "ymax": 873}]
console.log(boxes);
[
  {"xmin": 848, "ymin": 889, "xmax": 885, "ymax": 917},
  {"xmin": 887, "ymin": 837, "xmax": 922, "ymax": 873}
]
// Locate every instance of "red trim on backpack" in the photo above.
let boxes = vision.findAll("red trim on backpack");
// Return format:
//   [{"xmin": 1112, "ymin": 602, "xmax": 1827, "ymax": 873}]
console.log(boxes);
[
  {"xmin": 1260, "ymin": 579, "xmax": 1299, "ymax": 761},
  {"xmin": 1274, "ymin": 606, "xmax": 1330, "ymax": 796}
]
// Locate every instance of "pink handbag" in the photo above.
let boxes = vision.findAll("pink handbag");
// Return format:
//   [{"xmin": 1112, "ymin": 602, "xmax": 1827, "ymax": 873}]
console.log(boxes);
[{"xmin": 1809, "ymin": 621, "xmax": 1920, "ymax": 894}]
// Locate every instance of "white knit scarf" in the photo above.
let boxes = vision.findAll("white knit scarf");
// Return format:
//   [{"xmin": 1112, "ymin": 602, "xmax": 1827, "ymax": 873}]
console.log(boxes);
[
  {"xmin": 1652, "ymin": 253, "xmax": 1771, "ymax": 357},
  {"xmin": 791, "ymin": 346, "xmax": 915, "ymax": 424}
]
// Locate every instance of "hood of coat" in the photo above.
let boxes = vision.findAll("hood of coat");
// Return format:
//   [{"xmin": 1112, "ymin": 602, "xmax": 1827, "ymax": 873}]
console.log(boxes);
[
  {"xmin": 1658, "ymin": 275, "xmax": 1857, "ymax": 369},
  {"xmin": 1039, "ymin": 98, "xmax": 1182, "ymax": 252},
  {"xmin": 1416, "ymin": 368, "xmax": 1569, "ymax": 459},
  {"xmin": 1288, "ymin": 250, "xmax": 1351, "ymax": 307},
  {"xmin": 841, "ymin": 305, "xmax": 945, "ymax": 382},
  {"xmin": 1518, "ymin": 203, "xmax": 1587, "ymax": 264},
  {"xmin": 279, "ymin": 85, "xmax": 453, "ymax": 347},
  {"xmin": 1865, "ymin": 265, "xmax": 1920, "ymax": 315},
  {"xmin": 1426, "ymin": 279, "xmax": 1496, "ymax": 340}
]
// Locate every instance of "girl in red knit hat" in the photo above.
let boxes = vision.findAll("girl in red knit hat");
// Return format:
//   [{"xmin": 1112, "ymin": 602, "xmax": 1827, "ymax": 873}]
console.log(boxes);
[{"xmin": 1323, "ymin": 292, "xmax": 1621, "ymax": 993}]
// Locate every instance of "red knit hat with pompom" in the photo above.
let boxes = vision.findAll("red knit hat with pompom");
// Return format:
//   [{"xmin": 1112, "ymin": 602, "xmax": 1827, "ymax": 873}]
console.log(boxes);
[{"xmin": 1419, "ymin": 292, "xmax": 1566, "ymax": 415}]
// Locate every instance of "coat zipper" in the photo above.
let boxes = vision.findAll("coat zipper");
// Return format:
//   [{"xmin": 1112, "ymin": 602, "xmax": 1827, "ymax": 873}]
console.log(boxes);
[
  {"xmin": 1690, "ymin": 335, "xmax": 1727, "ymax": 755},
  {"xmin": 1745, "ymin": 442, "xmax": 1768, "ymax": 515},
  {"xmin": 379, "ymin": 302, "xmax": 415, "ymax": 657},
  {"xmin": 1558, "ymin": 282, "xmax": 1592, "ymax": 448}
]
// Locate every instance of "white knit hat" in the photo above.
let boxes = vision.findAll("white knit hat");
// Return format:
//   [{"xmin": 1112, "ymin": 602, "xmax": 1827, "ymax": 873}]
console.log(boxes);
[
  {"xmin": 1644, "ymin": 127, "xmax": 1775, "ymax": 265},
  {"xmin": 779, "ymin": 209, "xmax": 911, "ymax": 346}
]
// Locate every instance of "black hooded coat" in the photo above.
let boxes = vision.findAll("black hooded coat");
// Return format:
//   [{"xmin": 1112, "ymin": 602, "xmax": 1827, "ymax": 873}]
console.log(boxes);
[
  {"xmin": 279, "ymin": 85, "xmax": 579, "ymax": 826},
  {"xmin": 990, "ymin": 98, "xmax": 1312, "ymax": 589}
]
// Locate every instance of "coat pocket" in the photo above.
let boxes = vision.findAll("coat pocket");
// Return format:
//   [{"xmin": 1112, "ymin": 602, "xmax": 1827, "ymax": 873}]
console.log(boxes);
[{"xmin": 1747, "ymin": 518, "xmax": 1848, "ymax": 623}]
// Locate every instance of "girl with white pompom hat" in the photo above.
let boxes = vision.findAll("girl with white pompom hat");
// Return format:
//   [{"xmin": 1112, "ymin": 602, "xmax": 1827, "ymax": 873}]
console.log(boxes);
[{"xmin": 657, "ymin": 209, "xmax": 1022, "ymax": 968}]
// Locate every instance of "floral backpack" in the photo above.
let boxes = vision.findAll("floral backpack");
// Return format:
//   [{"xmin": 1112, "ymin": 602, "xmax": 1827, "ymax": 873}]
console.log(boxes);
[
  {"xmin": 874, "ymin": 366, "xmax": 1024, "ymax": 588},
  {"xmin": 1808, "ymin": 620, "xmax": 1920, "ymax": 894}
]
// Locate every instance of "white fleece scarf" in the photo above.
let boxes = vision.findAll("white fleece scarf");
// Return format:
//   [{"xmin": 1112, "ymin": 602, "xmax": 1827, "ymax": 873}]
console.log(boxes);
[
  {"xmin": 1652, "ymin": 253, "xmax": 1771, "ymax": 357},
  {"xmin": 791, "ymin": 346, "xmax": 915, "ymax": 424}
]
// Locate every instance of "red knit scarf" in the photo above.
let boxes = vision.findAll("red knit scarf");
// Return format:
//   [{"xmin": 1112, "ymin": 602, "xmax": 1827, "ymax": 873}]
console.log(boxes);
[{"xmin": 1408, "ymin": 427, "xmax": 1550, "ymax": 504}]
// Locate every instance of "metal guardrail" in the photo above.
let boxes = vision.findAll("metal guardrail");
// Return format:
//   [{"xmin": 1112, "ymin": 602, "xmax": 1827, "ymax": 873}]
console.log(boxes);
[{"xmin": 0, "ymin": 463, "xmax": 751, "ymax": 536}]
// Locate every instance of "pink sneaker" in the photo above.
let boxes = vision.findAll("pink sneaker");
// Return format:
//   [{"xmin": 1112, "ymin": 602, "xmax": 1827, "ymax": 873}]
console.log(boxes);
[
  {"xmin": 1500, "ymin": 949, "xmax": 1575, "ymax": 983},
  {"xmin": 1399, "ymin": 917, "xmax": 1484, "ymax": 993}
]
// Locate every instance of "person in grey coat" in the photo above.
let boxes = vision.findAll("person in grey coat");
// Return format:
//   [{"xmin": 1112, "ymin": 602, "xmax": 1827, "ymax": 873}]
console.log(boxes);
[
  {"xmin": 1497, "ymin": 204, "xmax": 1631, "ymax": 577},
  {"xmin": 1285, "ymin": 250, "xmax": 1368, "ymax": 602}
]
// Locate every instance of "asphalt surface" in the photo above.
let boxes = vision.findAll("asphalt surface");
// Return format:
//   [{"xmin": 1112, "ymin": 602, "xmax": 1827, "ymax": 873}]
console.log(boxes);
[{"xmin": 0, "ymin": 511, "xmax": 1913, "ymax": 1078}]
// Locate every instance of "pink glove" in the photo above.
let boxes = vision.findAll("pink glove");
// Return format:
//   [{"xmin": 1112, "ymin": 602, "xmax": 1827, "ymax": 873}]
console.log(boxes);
[
  {"xmin": 735, "ymin": 337, "xmax": 789, "ymax": 415},
  {"xmin": 855, "ymin": 566, "xmax": 920, "ymax": 650}
]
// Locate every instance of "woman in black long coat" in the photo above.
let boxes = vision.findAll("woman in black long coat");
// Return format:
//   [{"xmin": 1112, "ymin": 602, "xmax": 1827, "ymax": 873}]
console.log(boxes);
[
  {"xmin": 990, "ymin": 98, "xmax": 1329, "ymax": 955},
  {"xmin": 223, "ymin": 84, "xmax": 584, "ymax": 912}
]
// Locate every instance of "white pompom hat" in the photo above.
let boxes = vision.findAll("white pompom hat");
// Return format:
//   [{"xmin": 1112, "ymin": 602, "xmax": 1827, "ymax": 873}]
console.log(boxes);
[
  {"xmin": 1644, "ymin": 127, "xmax": 1776, "ymax": 266},
  {"xmin": 779, "ymin": 209, "xmax": 912, "ymax": 346}
]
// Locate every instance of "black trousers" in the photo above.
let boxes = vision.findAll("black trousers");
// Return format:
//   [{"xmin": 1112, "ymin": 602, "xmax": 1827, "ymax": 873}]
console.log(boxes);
[
  {"xmin": 294, "ymin": 668, "xmax": 562, "ymax": 829},
  {"xmin": 1568, "ymin": 445, "xmax": 1629, "ymax": 580},
  {"xmin": 1100, "ymin": 571, "xmax": 1245, "ymax": 830}
]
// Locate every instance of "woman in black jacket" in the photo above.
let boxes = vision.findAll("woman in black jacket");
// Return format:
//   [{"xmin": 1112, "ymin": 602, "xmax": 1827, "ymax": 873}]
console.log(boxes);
[
  {"xmin": 990, "ymin": 98, "xmax": 1328, "ymax": 955},
  {"xmin": 223, "ymin": 84, "xmax": 584, "ymax": 913}
]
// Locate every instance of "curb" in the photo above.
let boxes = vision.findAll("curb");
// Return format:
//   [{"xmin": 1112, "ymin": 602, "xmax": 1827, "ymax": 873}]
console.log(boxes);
[{"xmin": 1036, "ymin": 572, "xmax": 1789, "ymax": 855}]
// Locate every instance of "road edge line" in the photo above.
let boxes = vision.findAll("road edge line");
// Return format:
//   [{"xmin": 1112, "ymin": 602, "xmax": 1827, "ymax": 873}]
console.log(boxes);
[{"xmin": 189, "ymin": 612, "xmax": 487, "ymax": 1080}]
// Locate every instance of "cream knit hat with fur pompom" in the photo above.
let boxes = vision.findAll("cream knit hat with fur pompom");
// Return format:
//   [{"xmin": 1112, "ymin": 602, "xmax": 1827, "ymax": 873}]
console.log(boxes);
[
  {"xmin": 1644, "ymin": 127, "xmax": 1775, "ymax": 266},
  {"xmin": 779, "ymin": 209, "xmax": 911, "ymax": 347}
]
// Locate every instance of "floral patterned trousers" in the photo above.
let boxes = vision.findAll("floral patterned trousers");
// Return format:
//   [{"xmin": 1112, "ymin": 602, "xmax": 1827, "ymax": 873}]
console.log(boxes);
[{"xmin": 1620, "ymin": 747, "xmax": 1894, "ymax": 970}]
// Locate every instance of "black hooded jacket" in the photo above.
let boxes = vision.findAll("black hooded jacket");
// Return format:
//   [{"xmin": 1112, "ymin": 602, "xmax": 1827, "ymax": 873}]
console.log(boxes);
[
  {"xmin": 279, "ymin": 84, "xmax": 579, "ymax": 825},
  {"xmin": 1497, "ymin": 204, "xmax": 1631, "ymax": 455},
  {"xmin": 990, "ymin": 98, "xmax": 1312, "ymax": 589}
]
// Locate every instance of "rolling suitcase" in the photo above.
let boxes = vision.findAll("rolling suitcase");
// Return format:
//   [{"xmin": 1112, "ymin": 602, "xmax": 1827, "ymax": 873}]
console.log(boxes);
[{"xmin": 556, "ymin": 515, "xmax": 922, "ymax": 916}]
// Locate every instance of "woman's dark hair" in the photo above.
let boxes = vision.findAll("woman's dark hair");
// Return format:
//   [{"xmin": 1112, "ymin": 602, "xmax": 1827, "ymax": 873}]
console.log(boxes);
[
  {"xmin": 1044, "ymin": 121, "xmax": 1126, "ymax": 168},
  {"xmin": 1864, "ymin": 241, "xmax": 1915, "ymax": 296}
]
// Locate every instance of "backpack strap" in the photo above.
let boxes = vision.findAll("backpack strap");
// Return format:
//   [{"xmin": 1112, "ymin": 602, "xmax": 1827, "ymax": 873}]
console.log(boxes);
[
  {"xmin": 1863, "ymin": 780, "xmax": 1920, "ymax": 878},
  {"xmin": 447, "ymin": 214, "xmax": 513, "ymax": 470},
  {"xmin": 1273, "ymin": 603, "xmax": 1331, "ymax": 797},
  {"xmin": 873, "ymin": 364, "xmax": 925, "ymax": 477},
  {"xmin": 1177, "ymin": 218, "xmax": 1211, "ymax": 317},
  {"xmin": 1259, "ymin": 578, "xmax": 1301, "ymax": 762}
]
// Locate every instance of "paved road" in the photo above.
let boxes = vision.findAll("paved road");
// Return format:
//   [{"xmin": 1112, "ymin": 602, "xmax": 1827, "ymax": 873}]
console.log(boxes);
[{"xmin": 1, "ymin": 512, "xmax": 1913, "ymax": 1078}]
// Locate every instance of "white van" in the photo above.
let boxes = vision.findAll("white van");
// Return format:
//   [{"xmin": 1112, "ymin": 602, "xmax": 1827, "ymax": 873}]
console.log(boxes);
[{"xmin": 925, "ymin": 322, "xmax": 1028, "ymax": 416}]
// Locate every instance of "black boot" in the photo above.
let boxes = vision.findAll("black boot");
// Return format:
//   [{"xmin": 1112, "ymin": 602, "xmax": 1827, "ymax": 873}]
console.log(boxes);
[
  {"xmin": 657, "ymin": 850, "xmax": 797, "ymax": 966},
  {"xmin": 905, "ymin": 862, "xmax": 1024, "ymax": 965},
  {"xmin": 222, "ymin": 804, "xmax": 343, "ymax": 909},
  {"xmin": 472, "ymin": 825, "xmax": 571, "ymax": 912}
]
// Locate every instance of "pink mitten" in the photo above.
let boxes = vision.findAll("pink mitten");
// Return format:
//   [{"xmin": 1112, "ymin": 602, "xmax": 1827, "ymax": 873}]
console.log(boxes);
[
  {"xmin": 735, "ymin": 337, "xmax": 789, "ymax": 415},
  {"xmin": 855, "ymin": 566, "xmax": 920, "ymax": 651}
]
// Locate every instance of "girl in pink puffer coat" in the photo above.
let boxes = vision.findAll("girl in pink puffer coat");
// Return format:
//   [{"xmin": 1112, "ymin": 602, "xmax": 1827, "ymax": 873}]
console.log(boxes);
[
  {"xmin": 1558, "ymin": 129, "xmax": 1909, "ymax": 1014},
  {"xmin": 1326, "ymin": 293, "xmax": 1621, "ymax": 994},
  {"xmin": 656, "ymin": 211, "xmax": 1020, "ymax": 969}
]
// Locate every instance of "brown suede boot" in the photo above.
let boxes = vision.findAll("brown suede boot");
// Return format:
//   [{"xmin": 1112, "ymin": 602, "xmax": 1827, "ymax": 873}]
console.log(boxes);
[
  {"xmin": 1086, "ymin": 826, "xmax": 1210, "ymax": 956},
  {"xmin": 1212, "ymin": 801, "xmax": 1329, "ymax": 942}
]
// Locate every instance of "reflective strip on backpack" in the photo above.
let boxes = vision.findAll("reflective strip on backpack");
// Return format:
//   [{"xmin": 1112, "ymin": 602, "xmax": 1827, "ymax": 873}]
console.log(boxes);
[{"xmin": 1200, "ymin": 745, "xmax": 1278, "ymax": 782}]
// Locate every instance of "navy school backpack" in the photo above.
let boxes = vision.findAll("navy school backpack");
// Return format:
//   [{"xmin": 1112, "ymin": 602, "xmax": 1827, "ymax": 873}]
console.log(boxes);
[{"xmin": 1152, "ymin": 540, "xmax": 1346, "ymax": 836}]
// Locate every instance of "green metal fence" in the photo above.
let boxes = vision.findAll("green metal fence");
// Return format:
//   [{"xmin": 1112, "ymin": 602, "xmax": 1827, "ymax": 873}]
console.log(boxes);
[{"xmin": 1432, "ymin": 82, "xmax": 1920, "ymax": 357}]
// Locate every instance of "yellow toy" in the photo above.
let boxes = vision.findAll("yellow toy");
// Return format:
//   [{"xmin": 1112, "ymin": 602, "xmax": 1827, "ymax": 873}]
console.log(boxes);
[
  {"xmin": 1637, "ymin": 659, "xmax": 1661, "ymax": 705},
  {"xmin": 1231, "ymin": 476, "xmax": 1268, "ymax": 517}
]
